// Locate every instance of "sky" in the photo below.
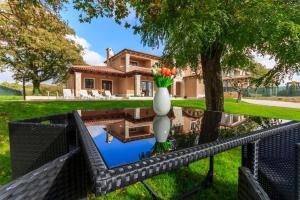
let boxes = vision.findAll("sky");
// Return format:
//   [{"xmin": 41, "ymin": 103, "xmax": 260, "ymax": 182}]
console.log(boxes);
[{"xmin": 0, "ymin": 3, "xmax": 298, "ymax": 83}]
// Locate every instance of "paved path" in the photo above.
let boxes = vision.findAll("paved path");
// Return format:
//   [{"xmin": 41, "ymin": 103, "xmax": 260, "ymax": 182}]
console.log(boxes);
[{"xmin": 243, "ymin": 99, "xmax": 300, "ymax": 109}]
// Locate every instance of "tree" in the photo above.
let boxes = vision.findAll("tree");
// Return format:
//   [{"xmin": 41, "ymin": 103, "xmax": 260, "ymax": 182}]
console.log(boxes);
[
  {"xmin": 225, "ymin": 64, "xmax": 268, "ymax": 103},
  {"xmin": 28, "ymin": 0, "xmax": 300, "ymax": 109},
  {"xmin": 226, "ymin": 77, "xmax": 250, "ymax": 103},
  {"xmin": 0, "ymin": 1, "xmax": 84, "ymax": 94}
]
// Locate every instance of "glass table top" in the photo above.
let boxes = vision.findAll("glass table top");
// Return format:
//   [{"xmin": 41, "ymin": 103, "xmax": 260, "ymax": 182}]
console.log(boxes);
[{"xmin": 77, "ymin": 107, "xmax": 290, "ymax": 169}]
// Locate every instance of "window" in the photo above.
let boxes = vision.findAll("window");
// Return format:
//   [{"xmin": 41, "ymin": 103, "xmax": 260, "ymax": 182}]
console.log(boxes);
[
  {"xmin": 102, "ymin": 80, "xmax": 112, "ymax": 93},
  {"xmin": 130, "ymin": 61, "xmax": 138, "ymax": 66},
  {"xmin": 84, "ymin": 78, "xmax": 94, "ymax": 89}
]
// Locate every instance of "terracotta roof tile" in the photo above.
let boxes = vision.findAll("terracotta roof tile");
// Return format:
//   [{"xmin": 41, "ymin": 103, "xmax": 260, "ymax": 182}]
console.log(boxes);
[
  {"xmin": 108, "ymin": 48, "xmax": 160, "ymax": 62},
  {"xmin": 72, "ymin": 65, "xmax": 154, "ymax": 76},
  {"xmin": 72, "ymin": 65, "xmax": 124, "ymax": 75}
]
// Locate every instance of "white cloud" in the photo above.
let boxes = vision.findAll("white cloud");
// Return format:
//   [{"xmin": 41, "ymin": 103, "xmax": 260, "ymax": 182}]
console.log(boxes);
[
  {"xmin": 0, "ymin": 69, "xmax": 15, "ymax": 83},
  {"xmin": 253, "ymin": 53, "xmax": 276, "ymax": 69},
  {"xmin": 66, "ymin": 35, "xmax": 106, "ymax": 66}
]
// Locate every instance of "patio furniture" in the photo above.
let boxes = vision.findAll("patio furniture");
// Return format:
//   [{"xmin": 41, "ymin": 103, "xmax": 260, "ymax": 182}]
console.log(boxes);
[
  {"xmin": 80, "ymin": 89, "xmax": 92, "ymax": 99},
  {"xmin": 1, "ymin": 107, "xmax": 299, "ymax": 199},
  {"xmin": 104, "ymin": 90, "xmax": 122, "ymax": 99},
  {"xmin": 239, "ymin": 121, "xmax": 300, "ymax": 200},
  {"xmin": 74, "ymin": 107, "xmax": 299, "ymax": 198},
  {"xmin": 63, "ymin": 89, "xmax": 73, "ymax": 99},
  {"xmin": 238, "ymin": 167, "xmax": 270, "ymax": 200},
  {"xmin": 0, "ymin": 148, "xmax": 88, "ymax": 200},
  {"xmin": 1, "ymin": 113, "xmax": 88, "ymax": 200},
  {"xmin": 92, "ymin": 90, "xmax": 105, "ymax": 99}
]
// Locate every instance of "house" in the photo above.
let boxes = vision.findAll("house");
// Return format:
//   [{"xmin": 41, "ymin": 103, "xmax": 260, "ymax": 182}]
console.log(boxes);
[{"xmin": 66, "ymin": 48, "xmax": 250, "ymax": 98}]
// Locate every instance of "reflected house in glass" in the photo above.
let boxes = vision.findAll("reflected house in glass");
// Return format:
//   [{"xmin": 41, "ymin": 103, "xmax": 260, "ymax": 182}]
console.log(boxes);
[
  {"xmin": 221, "ymin": 113, "xmax": 247, "ymax": 128},
  {"xmin": 80, "ymin": 108, "xmax": 158, "ymax": 143}
]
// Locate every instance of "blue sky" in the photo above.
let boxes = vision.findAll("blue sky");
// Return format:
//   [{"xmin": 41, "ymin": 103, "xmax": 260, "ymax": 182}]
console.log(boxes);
[{"xmin": 60, "ymin": 3, "xmax": 163, "ymax": 65}]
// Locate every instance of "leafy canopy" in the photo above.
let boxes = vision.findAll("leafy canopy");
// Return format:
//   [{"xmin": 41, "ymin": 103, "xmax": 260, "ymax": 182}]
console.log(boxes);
[
  {"xmin": 0, "ymin": 1, "xmax": 84, "ymax": 89},
  {"xmin": 28, "ymin": 0, "xmax": 300, "ymax": 85}
]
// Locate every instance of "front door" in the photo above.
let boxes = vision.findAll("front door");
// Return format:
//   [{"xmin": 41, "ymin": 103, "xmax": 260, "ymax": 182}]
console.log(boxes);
[
  {"xmin": 102, "ymin": 80, "xmax": 112, "ymax": 93},
  {"xmin": 141, "ymin": 81, "xmax": 153, "ymax": 97}
]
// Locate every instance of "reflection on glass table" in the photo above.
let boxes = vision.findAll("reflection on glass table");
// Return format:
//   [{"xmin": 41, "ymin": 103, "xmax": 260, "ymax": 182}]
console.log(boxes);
[{"xmin": 79, "ymin": 107, "xmax": 289, "ymax": 169}]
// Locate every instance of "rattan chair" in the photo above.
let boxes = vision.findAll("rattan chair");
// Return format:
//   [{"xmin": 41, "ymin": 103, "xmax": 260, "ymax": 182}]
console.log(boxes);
[
  {"xmin": 0, "ymin": 148, "xmax": 88, "ymax": 200},
  {"xmin": 238, "ymin": 167, "xmax": 270, "ymax": 200},
  {"xmin": 0, "ymin": 113, "xmax": 89, "ymax": 199},
  {"xmin": 240, "ymin": 123, "xmax": 300, "ymax": 200}
]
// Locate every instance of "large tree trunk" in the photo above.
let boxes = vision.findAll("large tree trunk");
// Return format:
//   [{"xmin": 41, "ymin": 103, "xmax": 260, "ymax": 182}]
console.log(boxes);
[
  {"xmin": 201, "ymin": 48, "xmax": 224, "ymax": 111},
  {"xmin": 32, "ymin": 80, "xmax": 41, "ymax": 95}
]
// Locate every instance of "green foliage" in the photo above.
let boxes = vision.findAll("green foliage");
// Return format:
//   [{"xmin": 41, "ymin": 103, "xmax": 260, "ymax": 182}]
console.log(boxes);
[
  {"xmin": 39, "ymin": 0, "xmax": 300, "ymax": 86},
  {"xmin": 0, "ymin": 1, "xmax": 84, "ymax": 94},
  {"xmin": 152, "ymin": 141, "xmax": 172, "ymax": 155},
  {"xmin": 153, "ymin": 75, "xmax": 173, "ymax": 88}
]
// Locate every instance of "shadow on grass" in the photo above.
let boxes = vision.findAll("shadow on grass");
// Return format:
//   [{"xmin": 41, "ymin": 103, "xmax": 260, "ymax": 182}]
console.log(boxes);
[
  {"xmin": 145, "ymin": 160, "xmax": 238, "ymax": 200},
  {"xmin": 97, "ymin": 165, "xmax": 238, "ymax": 200}
]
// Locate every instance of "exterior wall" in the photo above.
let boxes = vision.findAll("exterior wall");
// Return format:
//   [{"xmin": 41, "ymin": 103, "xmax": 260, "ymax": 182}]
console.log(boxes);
[
  {"xmin": 196, "ymin": 78, "xmax": 205, "ymax": 98},
  {"xmin": 66, "ymin": 74, "xmax": 75, "ymax": 92},
  {"xmin": 110, "ymin": 56, "xmax": 125, "ymax": 71},
  {"xmin": 118, "ymin": 77, "xmax": 135, "ymax": 97},
  {"xmin": 183, "ymin": 76, "xmax": 205, "ymax": 98},
  {"xmin": 184, "ymin": 77, "xmax": 197, "ymax": 97},
  {"xmin": 80, "ymin": 73, "xmax": 121, "ymax": 95}
]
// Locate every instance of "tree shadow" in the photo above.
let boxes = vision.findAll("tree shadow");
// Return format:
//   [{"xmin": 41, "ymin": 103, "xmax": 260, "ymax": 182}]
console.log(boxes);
[{"xmin": 145, "ymin": 158, "xmax": 238, "ymax": 200}]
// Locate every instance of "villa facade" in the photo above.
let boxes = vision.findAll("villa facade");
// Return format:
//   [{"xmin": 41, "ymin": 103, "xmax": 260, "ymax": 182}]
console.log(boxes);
[{"xmin": 66, "ymin": 48, "xmax": 250, "ymax": 98}]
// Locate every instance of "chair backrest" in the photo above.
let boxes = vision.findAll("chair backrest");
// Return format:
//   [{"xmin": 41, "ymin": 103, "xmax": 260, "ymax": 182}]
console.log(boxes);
[
  {"xmin": 92, "ymin": 90, "xmax": 100, "ymax": 97},
  {"xmin": 0, "ymin": 148, "xmax": 88, "ymax": 200},
  {"xmin": 104, "ymin": 90, "xmax": 112, "ymax": 96},
  {"xmin": 80, "ymin": 90, "xmax": 88, "ymax": 96},
  {"xmin": 63, "ymin": 89, "xmax": 72, "ymax": 97}
]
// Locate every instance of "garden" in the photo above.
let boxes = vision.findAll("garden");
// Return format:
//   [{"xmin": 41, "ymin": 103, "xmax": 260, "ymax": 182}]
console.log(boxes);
[{"xmin": 1, "ymin": 99, "xmax": 300, "ymax": 199}]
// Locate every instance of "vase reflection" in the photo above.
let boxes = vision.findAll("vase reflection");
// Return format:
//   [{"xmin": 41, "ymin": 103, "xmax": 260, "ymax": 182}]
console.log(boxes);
[{"xmin": 153, "ymin": 115, "xmax": 171, "ymax": 143}]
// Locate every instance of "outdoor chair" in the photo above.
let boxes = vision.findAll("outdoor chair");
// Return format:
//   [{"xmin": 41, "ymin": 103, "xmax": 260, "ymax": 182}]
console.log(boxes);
[
  {"xmin": 238, "ymin": 167, "xmax": 270, "ymax": 200},
  {"xmin": 0, "ymin": 113, "xmax": 89, "ymax": 199},
  {"xmin": 63, "ymin": 89, "xmax": 73, "ymax": 99},
  {"xmin": 104, "ymin": 90, "xmax": 122, "ymax": 99},
  {"xmin": 80, "ymin": 90, "xmax": 92, "ymax": 99},
  {"xmin": 91, "ymin": 90, "xmax": 105, "ymax": 99},
  {"xmin": 239, "ymin": 123, "xmax": 300, "ymax": 200},
  {"xmin": 0, "ymin": 148, "xmax": 88, "ymax": 200}
]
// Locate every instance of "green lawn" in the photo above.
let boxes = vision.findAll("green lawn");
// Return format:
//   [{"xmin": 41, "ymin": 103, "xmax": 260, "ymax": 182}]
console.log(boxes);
[
  {"xmin": 0, "ymin": 99, "xmax": 300, "ymax": 199},
  {"xmin": 0, "ymin": 96, "xmax": 23, "ymax": 101}
]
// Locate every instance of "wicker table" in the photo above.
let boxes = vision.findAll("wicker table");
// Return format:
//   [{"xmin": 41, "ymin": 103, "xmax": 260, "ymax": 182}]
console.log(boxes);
[
  {"xmin": 74, "ymin": 107, "xmax": 299, "ymax": 199},
  {"xmin": 1, "ymin": 107, "xmax": 298, "ymax": 200}
]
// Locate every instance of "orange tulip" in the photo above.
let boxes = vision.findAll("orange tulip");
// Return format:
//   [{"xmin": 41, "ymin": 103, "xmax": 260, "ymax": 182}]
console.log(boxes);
[
  {"xmin": 171, "ymin": 68, "xmax": 176, "ymax": 75},
  {"xmin": 166, "ymin": 68, "xmax": 171, "ymax": 76}
]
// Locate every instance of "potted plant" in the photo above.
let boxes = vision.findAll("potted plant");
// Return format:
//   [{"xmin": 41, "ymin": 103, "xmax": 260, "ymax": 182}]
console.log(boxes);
[{"xmin": 152, "ymin": 64, "xmax": 176, "ymax": 115}]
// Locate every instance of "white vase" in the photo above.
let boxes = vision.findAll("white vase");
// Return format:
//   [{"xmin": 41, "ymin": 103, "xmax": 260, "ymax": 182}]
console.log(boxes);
[
  {"xmin": 153, "ymin": 115, "xmax": 170, "ymax": 143},
  {"xmin": 153, "ymin": 87, "xmax": 171, "ymax": 116}
]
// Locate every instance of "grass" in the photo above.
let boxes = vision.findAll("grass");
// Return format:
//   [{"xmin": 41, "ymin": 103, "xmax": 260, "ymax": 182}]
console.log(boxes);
[
  {"xmin": 0, "ymin": 96, "xmax": 23, "ymax": 101},
  {"xmin": 0, "ymin": 99, "xmax": 300, "ymax": 199}
]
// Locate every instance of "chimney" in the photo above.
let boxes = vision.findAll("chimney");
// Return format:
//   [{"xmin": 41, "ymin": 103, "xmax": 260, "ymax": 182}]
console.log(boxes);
[{"xmin": 106, "ymin": 48, "xmax": 113, "ymax": 66}]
